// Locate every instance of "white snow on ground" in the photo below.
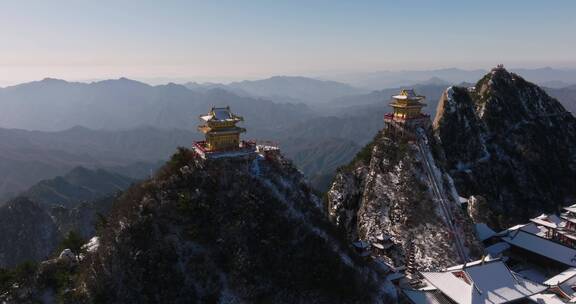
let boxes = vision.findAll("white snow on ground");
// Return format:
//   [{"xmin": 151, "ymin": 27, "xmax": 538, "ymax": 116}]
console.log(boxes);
[
  {"xmin": 445, "ymin": 86, "xmax": 456, "ymax": 114},
  {"xmin": 58, "ymin": 249, "xmax": 77, "ymax": 261},
  {"xmin": 82, "ymin": 236, "xmax": 100, "ymax": 253}
]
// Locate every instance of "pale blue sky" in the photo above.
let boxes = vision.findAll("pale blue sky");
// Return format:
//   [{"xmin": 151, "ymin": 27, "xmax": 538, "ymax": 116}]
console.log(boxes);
[{"xmin": 0, "ymin": 0, "xmax": 574, "ymax": 84}]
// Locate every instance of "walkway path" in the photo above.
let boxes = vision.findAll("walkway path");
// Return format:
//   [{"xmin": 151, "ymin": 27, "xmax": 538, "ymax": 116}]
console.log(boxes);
[{"xmin": 415, "ymin": 128, "xmax": 468, "ymax": 263}]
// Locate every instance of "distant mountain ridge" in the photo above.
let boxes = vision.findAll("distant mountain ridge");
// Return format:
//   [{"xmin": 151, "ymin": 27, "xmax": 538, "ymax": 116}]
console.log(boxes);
[
  {"xmin": 546, "ymin": 84, "xmax": 576, "ymax": 114},
  {"xmin": 184, "ymin": 75, "xmax": 368, "ymax": 105},
  {"xmin": 0, "ymin": 126, "xmax": 189, "ymax": 200},
  {"xmin": 20, "ymin": 166, "xmax": 135, "ymax": 208},
  {"xmin": 0, "ymin": 77, "xmax": 313, "ymax": 133},
  {"xmin": 2, "ymin": 74, "xmax": 575, "ymax": 195},
  {"xmin": 226, "ymin": 76, "xmax": 367, "ymax": 103},
  {"xmin": 321, "ymin": 67, "xmax": 576, "ymax": 89}
]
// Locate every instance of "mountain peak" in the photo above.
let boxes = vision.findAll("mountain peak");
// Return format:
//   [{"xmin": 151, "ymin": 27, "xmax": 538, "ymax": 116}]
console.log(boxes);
[
  {"xmin": 40, "ymin": 77, "xmax": 68, "ymax": 84},
  {"xmin": 421, "ymin": 76, "xmax": 449, "ymax": 85},
  {"xmin": 14, "ymin": 148, "xmax": 386, "ymax": 303},
  {"xmin": 473, "ymin": 65, "xmax": 572, "ymax": 123},
  {"xmin": 93, "ymin": 77, "xmax": 150, "ymax": 88},
  {"xmin": 434, "ymin": 69, "xmax": 576, "ymax": 227},
  {"xmin": 485, "ymin": 65, "xmax": 516, "ymax": 83}
]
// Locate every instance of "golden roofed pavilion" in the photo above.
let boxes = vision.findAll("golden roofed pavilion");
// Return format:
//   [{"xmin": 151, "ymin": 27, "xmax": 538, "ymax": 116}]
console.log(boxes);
[
  {"xmin": 198, "ymin": 106, "xmax": 246, "ymax": 151},
  {"xmin": 383, "ymin": 89, "xmax": 431, "ymax": 139},
  {"xmin": 390, "ymin": 89, "xmax": 426, "ymax": 120}
]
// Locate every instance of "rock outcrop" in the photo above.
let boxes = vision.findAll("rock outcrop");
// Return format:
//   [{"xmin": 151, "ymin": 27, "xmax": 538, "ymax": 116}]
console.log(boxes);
[
  {"xmin": 0, "ymin": 198, "xmax": 60, "ymax": 267},
  {"xmin": 327, "ymin": 131, "xmax": 481, "ymax": 271},
  {"xmin": 434, "ymin": 67, "xmax": 576, "ymax": 227},
  {"xmin": 0, "ymin": 167, "xmax": 130, "ymax": 268}
]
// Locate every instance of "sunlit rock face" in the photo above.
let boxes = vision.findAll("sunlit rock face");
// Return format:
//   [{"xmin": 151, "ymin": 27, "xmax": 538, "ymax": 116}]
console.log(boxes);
[
  {"xmin": 327, "ymin": 130, "xmax": 482, "ymax": 271},
  {"xmin": 434, "ymin": 67, "xmax": 576, "ymax": 228}
]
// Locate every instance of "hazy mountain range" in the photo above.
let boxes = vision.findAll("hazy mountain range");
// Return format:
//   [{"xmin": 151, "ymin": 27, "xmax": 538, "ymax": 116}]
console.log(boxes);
[
  {"xmin": 217, "ymin": 75, "xmax": 367, "ymax": 104},
  {"xmin": 319, "ymin": 67, "xmax": 576, "ymax": 89},
  {"xmin": 545, "ymin": 85, "xmax": 576, "ymax": 113},
  {"xmin": 0, "ymin": 126, "xmax": 181, "ymax": 201},
  {"xmin": 0, "ymin": 72, "xmax": 574, "ymax": 198},
  {"xmin": 20, "ymin": 166, "xmax": 135, "ymax": 209},
  {"xmin": 0, "ymin": 78, "xmax": 312, "ymax": 133}
]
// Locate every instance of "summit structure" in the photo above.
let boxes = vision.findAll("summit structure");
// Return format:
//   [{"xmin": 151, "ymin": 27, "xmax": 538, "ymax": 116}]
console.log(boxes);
[
  {"xmin": 193, "ymin": 106, "xmax": 257, "ymax": 159},
  {"xmin": 198, "ymin": 106, "xmax": 246, "ymax": 151},
  {"xmin": 327, "ymin": 85, "xmax": 481, "ymax": 271},
  {"xmin": 384, "ymin": 89, "xmax": 431, "ymax": 138}
]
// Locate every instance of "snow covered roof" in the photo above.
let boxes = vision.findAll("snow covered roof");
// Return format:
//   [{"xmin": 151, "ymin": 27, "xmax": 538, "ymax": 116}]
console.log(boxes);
[
  {"xmin": 200, "ymin": 106, "xmax": 243, "ymax": 122},
  {"xmin": 497, "ymin": 222, "xmax": 541, "ymax": 237},
  {"xmin": 545, "ymin": 268, "xmax": 576, "ymax": 300},
  {"xmin": 485, "ymin": 242, "xmax": 511, "ymax": 257},
  {"xmin": 422, "ymin": 260, "xmax": 547, "ymax": 304},
  {"xmin": 214, "ymin": 108, "xmax": 233, "ymax": 120},
  {"xmin": 564, "ymin": 204, "xmax": 576, "ymax": 213},
  {"xmin": 544, "ymin": 267, "xmax": 576, "ymax": 286},
  {"xmin": 393, "ymin": 89, "xmax": 424, "ymax": 100},
  {"xmin": 420, "ymin": 271, "xmax": 478, "ymax": 304},
  {"xmin": 445, "ymin": 256, "xmax": 500, "ymax": 271},
  {"xmin": 502, "ymin": 229, "xmax": 576, "ymax": 267},
  {"xmin": 528, "ymin": 293, "xmax": 566, "ymax": 304},
  {"xmin": 530, "ymin": 214, "xmax": 558, "ymax": 229},
  {"xmin": 403, "ymin": 289, "xmax": 454, "ymax": 304},
  {"xmin": 475, "ymin": 223, "xmax": 496, "ymax": 242},
  {"xmin": 561, "ymin": 215, "xmax": 576, "ymax": 225},
  {"xmin": 531, "ymin": 214, "xmax": 562, "ymax": 229}
]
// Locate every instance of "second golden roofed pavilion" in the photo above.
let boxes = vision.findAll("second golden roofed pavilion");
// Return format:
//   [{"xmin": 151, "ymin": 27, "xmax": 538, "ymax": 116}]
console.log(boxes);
[{"xmin": 390, "ymin": 89, "xmax": 426, "ymax": 120}]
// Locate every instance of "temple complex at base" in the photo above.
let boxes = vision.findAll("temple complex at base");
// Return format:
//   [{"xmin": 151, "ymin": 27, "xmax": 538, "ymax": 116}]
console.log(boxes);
[{"xmin": 383, "ymin": 89, "xmax": 431, "ymax": 138}]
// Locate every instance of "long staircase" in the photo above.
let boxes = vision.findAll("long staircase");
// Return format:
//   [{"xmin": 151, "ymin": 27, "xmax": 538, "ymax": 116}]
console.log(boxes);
[{"xmin": 415, "ymin": 128, "xmax": 468, "ymax": 263}]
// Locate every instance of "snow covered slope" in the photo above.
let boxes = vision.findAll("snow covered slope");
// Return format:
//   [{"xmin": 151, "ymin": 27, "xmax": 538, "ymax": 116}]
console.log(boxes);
[{"xmin": 327, "ymin": 130, "xmax": 482, "ymax": 271}]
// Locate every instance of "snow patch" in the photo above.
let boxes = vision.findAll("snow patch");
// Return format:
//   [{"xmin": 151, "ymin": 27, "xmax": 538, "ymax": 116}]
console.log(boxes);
[{"xmin": 83, "ymin": 236, "xmax": 100, "ymax": 253}]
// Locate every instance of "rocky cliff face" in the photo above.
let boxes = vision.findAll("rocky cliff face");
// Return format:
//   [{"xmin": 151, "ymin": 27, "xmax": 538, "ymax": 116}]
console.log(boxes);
[
  {"xmin": 434, "ymin": 67, "xmax": 576, "ymax": 227},
  {"xmin": 0, "ymin": 167, "xmax": 129, "ymax": 268},
  {"xmin": 0, "ymin": 196, "xmax": 116, "ymax": 268},
  {"xmin": 327, "ymin": 130, "xmax": 481, "ymax": 271},
  {"xmin": 11, "ymin": 148, "xmax": 389, "ymax": 303},
  {"xmin": 0, "ymin": 198, "xmax": 60, "ymax": 267}
]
